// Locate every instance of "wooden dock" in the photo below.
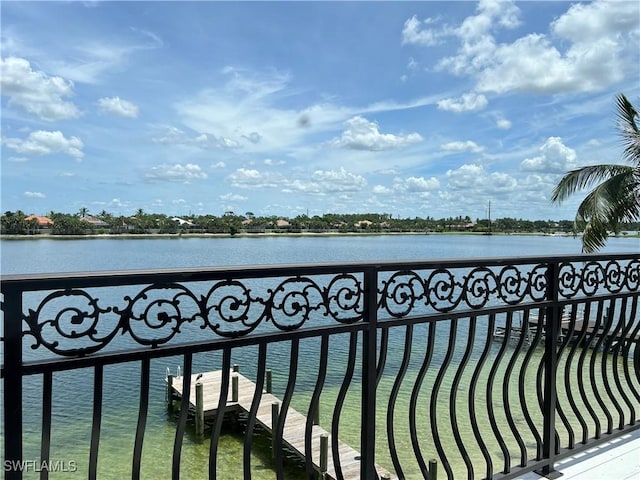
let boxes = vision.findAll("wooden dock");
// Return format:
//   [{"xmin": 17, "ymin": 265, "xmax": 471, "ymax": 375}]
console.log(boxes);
[
  {"xmin": 169, "ymin": 369, "xmax": 397, "ymax": 480},
  {"xmin": 493, "ymin": 310, "xmax": 636, "ymax": 347}
]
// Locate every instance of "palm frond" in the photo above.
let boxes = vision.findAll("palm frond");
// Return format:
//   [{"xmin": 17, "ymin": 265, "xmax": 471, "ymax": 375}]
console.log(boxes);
[
  {"xmin": 616, "ymin": 94, "xmax": 640, "ymax": 166},
  {"xmin": 551, "ymin": 164, "xmax": 634, "ymax": 203},
  {"xmin": 573, "ymin": 170, "xmax": 640, "ymax": 252},
  {"xmin": 552, "ymin": 94, "xmax": 639, "ymax": 252}
]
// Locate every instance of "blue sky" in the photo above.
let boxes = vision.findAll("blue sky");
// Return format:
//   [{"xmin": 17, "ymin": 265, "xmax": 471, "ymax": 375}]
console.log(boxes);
[{"xmin": 2, "ymin": 0, "xmax": 639, "ymax": 220}]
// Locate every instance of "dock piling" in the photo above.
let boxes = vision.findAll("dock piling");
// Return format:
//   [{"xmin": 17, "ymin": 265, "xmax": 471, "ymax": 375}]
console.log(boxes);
[
  {"xmin": 271, "ymin": 402, "xmax": 279, "ymax": 459},
  {"xmin": 167, "ymin": 369, "xmax": 396, "ymax": 479},
  {"xmin": 320, "ymin": 433, "xmax": 328, "ymax": 477},
  {"xmin": 166, "ymin": 373, "xmax": 174, "ymax": 409},
  {"xmin": 195, "ymin": 382, "xmax": 204, "ymax": 437},
  {"xmin": 428, "ymin": 458, "xmax": 438, "ymax": 480},
  {"xmin": 232, "ymin": 374, "xmax": 239, "ymax": 402},
  {"xmin": 266, "ymin": 369, "xmax": 272, "ymax": 393}
]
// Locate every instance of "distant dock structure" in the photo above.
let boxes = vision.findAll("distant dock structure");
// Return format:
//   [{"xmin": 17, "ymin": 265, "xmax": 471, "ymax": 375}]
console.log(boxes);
[{"xmin": 166, "ymin": 367, "xmax": 397, "ymax": 480}]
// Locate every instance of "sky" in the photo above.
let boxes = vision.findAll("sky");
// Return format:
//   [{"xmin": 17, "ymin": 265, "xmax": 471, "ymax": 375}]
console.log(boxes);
[{"xmin": 1, "ymin": 0, "xmax": 639, "ymax": 221}]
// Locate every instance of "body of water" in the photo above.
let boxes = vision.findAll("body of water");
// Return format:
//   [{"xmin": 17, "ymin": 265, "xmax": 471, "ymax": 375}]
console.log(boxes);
[
  {"xmin": 2, "ymin": 233, "xmax": 637, "ymax": 275},
  {"xmin": 1, "ymin": 235, "xmax": 637, "ymax": 479}
]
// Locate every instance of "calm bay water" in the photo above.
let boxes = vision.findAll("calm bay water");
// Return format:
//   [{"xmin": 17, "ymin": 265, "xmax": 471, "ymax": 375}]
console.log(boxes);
[
  {"xmin": 1, "ymin": 234, "xmax": 637, "ymax": 479},
  {"xmin": 2, "ymin": 233, "xmax": 637, "ymax": 275}
]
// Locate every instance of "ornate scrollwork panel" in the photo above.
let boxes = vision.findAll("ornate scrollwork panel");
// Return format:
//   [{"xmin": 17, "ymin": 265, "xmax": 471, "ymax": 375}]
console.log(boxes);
[
  {"xmin": 201, "ymin": 279, "xmax": 264, "ymax": 337},
  {"xmin": 18, "ymin": 257, "xmax": 637, "ymax": 356},
  {"xmin": 20, "ymin": 272, "xmax": 365, "ymax": 355},
  {"xmin": 558, "ymin": 259, "xmax": 640, "ymax": 299},
  {"xmin": 380, "ymin": 263, "xmax": 550, "ymax": 318},
  {"xmin": 23, "ymin": 289, "xmax": 115, "ymax": 357},
  {"xmin": 114, "ymin": 283, "xmax": 200, "ymax": 347},
  {"xmin": 324, "ymin": 273, "xmax": 363, "ymax": 323}
]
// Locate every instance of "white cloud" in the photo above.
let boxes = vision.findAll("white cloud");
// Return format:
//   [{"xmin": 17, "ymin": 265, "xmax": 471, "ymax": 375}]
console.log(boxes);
[
  {"xmin": 24, "ymin": 191, "xmax": 45, "ymax": 198},
  {"xmin": 152, "ymin": 126, "xmax": 186, "ymax": 144},
  {"xmin": 144, "ymin": 163, "xmax": 208, "ymax": 183},
  {"xmin": 3, "ymin": 130, "xmax": 84, "ymax": 159},
  {"xmin": 401, "ymin": 15, "xmax": 443, "ymax": 46},
  {"xmin": 394, "ymin": 176, "xmax": 440, "ymax": 192},
  {"xmin": 108, "ymin": 198, "xmax": 127, "ymax": 208},
  {"xmin": 175, "ymin": 68, "xmax": 302, "ymax": 152},
  {"xmin": 332, "ymin": 116, "xmax": 423, "ymax": 151},
  {"xmin": 428, "ymin": 0, "xmax": 639, "ymax": 95},
  {"xmin": 264, "ymin": 158, "xmax": 286, "ymax": 166},
  {"xmin": 440, "ymin": 140, "xmax": 484, "ymax": 153},
  {"xmin": 175, "ymin": 67, "xmax": 438, "ymax": 156},
  {"xmin": 152, "ymin": 126, "xmax": 239, "ymax": 149},
  {"xmin": 490, "ymin": 172, "xmax": 519, "ymax": 192},
  {"xmin": 284, "ymin": 169, "xmax": 366, "ymax": 195},
  {"xmin": 457, "ymin": 0, "xmax": 521, "ymax": 41},
  {"xmin": 551, "ymin": 0, "xmax": 639, "ymax": 44},
  {"xmin": 437, "ymin": 93, "xmax": 488, "ymax": 113},
  {"xmin": 496, "ymin": 118, "xmax": 512, "ymax": 130},
  {"xmin": 212, "ymin": 161, "xmax": 226, "ymax": 169},
  {"xmin": 310, "ymin": 167, "xmax": 367, "ymax": 192},
  {"xmin": 227, "ymin": 168, "xmax": 286, "ymax": 188},
  {"xmin": 42, "ymin": 30, "xmax": 163, "ymax": 84},
  {"xmin": 372, "ymin": 185, "xmax": 392, "ymax": 195},
  {"xmin": 220, "ymin": 193, "xmax": 248, "ymax": 201},
  {"xmin": 218, "ymin": 137, "xmax": 240, "ymax": 148},
  {"xmin": 0, "ymin": 56, "xmax": 81, "ymax": 120},
  {"xmin": 446, "ymin": 164, "xmax": 485, "ymax": 189},
  {"xmin": 520, "ymin": 137, "xmax": 578, "ymax": 173},
  {"xmin": 97, "ymin": 96, "xmax": 139, "ymax": 118},
  {"xmin": 8, "ymin": 156, "xmax": 29, "ymax": 163},
  {"xmin": 446, "ymin": 163, "xmax": 517, "ymax": 193},
  {"xmin": 243, "ymin": 132, "xmax": 262, "ymax": 144}
]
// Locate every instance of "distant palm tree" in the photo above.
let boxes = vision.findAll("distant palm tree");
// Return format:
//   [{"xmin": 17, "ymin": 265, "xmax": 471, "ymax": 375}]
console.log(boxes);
[{"xmin": 552, "ymin": 94, "xmax": 640, "ymax": 252}]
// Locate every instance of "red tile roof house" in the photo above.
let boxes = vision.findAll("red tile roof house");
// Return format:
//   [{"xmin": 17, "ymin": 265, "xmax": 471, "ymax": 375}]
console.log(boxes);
[
  {"xmin": 25, "ymin": 215, "xmax": 54, "ymax": 232},
  {"xmin": 80, "ymin": 214, "xmax": 109, "ymax": 228}
]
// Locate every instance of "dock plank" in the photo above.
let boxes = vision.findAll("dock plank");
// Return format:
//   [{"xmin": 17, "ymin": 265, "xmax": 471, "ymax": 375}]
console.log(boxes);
[{"xmin": 171, "ymin": 370, "xmax": 396, "ymax": 480}]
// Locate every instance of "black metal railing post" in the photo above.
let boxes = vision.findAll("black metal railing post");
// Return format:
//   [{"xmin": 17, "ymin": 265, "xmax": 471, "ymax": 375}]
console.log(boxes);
[
  {"xmin": 3, "ymin": 285, "xmax": 24, "ymax": 480},
  {"xmin": 538, "ymin": 260, "xmax": 561, "ymax": 478},
  {"xmin": 361, "ymin": 267, "xmax": 378, "ymax": 479}
]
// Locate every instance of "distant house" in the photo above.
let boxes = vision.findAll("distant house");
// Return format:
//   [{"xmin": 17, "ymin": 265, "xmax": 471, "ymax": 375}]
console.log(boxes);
[
  {"xmin": 80, "ymin": 214, "xmax": 109, "ymax": 228},
  {"xmin": 25, "ymin": 215, "xmax": 53, "ymax": 231},
  {"xmin": 355, "ymin": 220, "xmax": 373, "ymax": 228},
  {"xmin": 447, "ymin": 222, "xmax": 476, "ymax": 231},
  {"xmin": 276, "ymin": 219, "xmax": 291, "ymax": 228},
  {"xmin": 171, "ymin": 217, "xmax": 195, "ymax": 227},
  {"xmin": 25, "ymin": 215, "xmax": 54, "ymax": 228}
]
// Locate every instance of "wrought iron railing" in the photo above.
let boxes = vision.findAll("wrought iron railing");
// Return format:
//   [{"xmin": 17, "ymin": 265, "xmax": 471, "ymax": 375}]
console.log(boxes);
[{"xmin": 2, "ymin": 253, "xmax": 639, "ymax": 479}]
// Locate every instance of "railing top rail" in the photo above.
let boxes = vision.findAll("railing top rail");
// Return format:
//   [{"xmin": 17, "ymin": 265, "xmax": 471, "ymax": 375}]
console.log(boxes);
[{"xmin": 2, "ymin": 252, "xmax": 638, "ymax": 291}]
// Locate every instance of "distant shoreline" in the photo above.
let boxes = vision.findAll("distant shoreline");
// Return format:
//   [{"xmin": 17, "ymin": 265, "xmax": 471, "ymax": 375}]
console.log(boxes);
[
  {"xmin": 0, "ymin": 231, "xmax": 623, "ymax": 241},
  {"xmin": 2, "ymin": 231, "xmax": 470, "ymax": 240}
]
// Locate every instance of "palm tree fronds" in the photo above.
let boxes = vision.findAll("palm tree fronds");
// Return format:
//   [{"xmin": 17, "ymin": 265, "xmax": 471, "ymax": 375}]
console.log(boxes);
[
  {"xmin": 553, "ymin": 94, "xmax": 640, "ymax": 252},
  {"xmin": 616, "ymin": 94, "xmax": 640, "ymax": 166},
  {"xmin": 573, "ymin": 171, "xmax": 640, "ymax": 252},
  {"xmin": 551, "ymin": 164, "xmax": 634, "ymax": 203}
]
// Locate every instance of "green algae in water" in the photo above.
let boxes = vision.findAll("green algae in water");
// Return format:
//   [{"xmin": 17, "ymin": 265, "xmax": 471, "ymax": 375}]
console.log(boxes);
[{"xmin": 10, "ymin": 331, "xmax": 638, "ymax": 480}]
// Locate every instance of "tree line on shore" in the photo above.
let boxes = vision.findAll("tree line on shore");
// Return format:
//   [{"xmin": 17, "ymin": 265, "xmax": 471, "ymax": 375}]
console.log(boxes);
[{"xmin": 2, "ymin": 209, "xmax": 639, "ymax": 236}]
